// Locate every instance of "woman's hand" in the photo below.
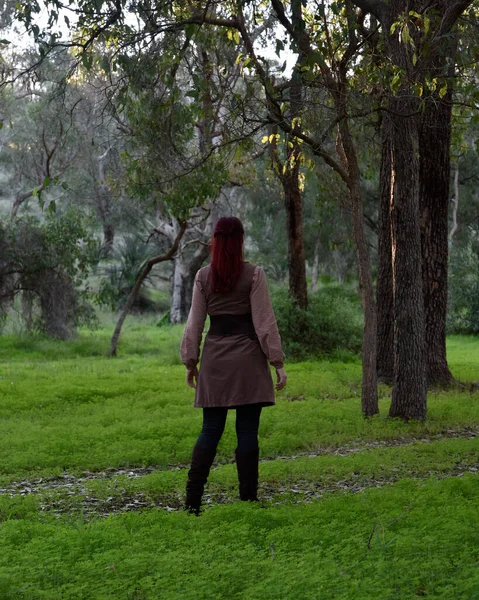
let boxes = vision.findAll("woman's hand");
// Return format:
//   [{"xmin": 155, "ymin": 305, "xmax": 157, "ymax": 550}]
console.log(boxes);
[
  {"xmin": 275, "ymin": 367, "xmax": 287, "ymax": 391},
  {"xmin": 186, "ymin": 367, "xmax": 199, "ymax": 389}
]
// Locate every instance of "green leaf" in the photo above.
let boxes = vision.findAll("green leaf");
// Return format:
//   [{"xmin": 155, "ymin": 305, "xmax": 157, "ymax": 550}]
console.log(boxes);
[
  {"xmin": 439, "ymin": 83, "xmax": 448, "ymax": 99},
  {"xmin": 391, "ymin": 73, "xmax": 401, "ymax": 94},
  {"xmin": 0, "ymin": 39, "xmax": 11, "ymax": 45},
  {"xmin": 424, "ymin": 16, "xmax": 430, "ymax": 35}
]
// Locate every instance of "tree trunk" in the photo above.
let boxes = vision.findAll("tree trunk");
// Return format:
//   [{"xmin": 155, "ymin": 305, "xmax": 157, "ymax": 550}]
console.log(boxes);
[
  {"xmin": 376, "ymin": 116, "xmax": 395, "ymax": 384},
  {"xmin": 310, "ymin": 240, "xmax": 320, "ymax": 292},
  {"xmin": 169, "ymin": 204, "xmax": 216, "ymax": 324},
  {"xmin": 170, "ymin": 258, "xmax": 187, "ymax": 324},
  {"xmin": 386, "ymin": 98, "xmax": 427, "ymax": 420},
  {"xmin": 419, "ymin": 90, "xmax": 454, "ymax": 387},
  {"xmin": 96, "ymin": 149, "xmax": 115, "ymax": 257},
  {"xmin": 169, "ymin": 241, "xmax": 210, "ymax": 324},
  {"xmin": 283, "ymin": 167, "xmax": 308, "ymax": 309},
  {"xmin": 449, "ymin": 162, "xmax": 459, "ymax": 241},
  {"xmin": 337, "ymin": 114, "xmax": 379, "ymax": 416},
  {"xmin": 283, "ymin": 46, "xmax": 308, "ymax": 309},
  {"xmin": 351, "ymin": 184, "xmax": 379, "ymax": 416}
]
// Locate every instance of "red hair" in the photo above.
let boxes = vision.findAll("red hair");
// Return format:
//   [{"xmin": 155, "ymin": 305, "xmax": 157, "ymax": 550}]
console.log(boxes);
[{"xmin": 210, "ymin": 217, "xmax": 245, "ymax": 293}]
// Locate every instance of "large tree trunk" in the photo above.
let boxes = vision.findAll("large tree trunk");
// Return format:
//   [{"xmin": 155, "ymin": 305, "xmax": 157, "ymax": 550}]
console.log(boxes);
[
  {"xmin": 386, "ymin": 97, "xmax": 427, "ymax": 420},
  {"xmin": 376, "ymin": 117, "xmax": 395, "ymax": 384},
  {"xmin": 386, "ymin": 2, "xmax": 427, "ymax": 420},
  {"xmin": 419, "ymin": 90, "xmax": 454, "ymax": 387}
]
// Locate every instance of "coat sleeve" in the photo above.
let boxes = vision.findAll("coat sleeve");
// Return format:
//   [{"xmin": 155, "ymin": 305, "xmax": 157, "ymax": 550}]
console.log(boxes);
[
  {"xmin": 250, "ymin": 266, "xmax": 285, "ymax": 369},
  {"xmin": 180, "ymin": 271, "xmax": 207, "ymax": 369}
]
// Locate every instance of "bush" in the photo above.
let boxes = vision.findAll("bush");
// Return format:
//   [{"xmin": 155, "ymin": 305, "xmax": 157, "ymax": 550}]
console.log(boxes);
[
  {"xmin": 0, "ymin": 211, "xmax": 98, "ymax": 339},
  {"xmin": 271, "ymin": 286, "xmax": 363, "ymax": 361},
  {"xmin": 447, "ymin": 244, "xmax": 479, "ymax": 335},
  {"xmin": 96, "ymin": 236, "xmax": 160, "ymax": 313}
]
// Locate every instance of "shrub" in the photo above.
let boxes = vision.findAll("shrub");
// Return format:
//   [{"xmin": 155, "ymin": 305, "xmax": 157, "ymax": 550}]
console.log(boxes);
[
  {"xmin": 0, "ymin": 211, "xmax": 98, "ymax": 339},
  {"xmin": 96, "ymin": 236, "xmax": 159, "ymax": 313},
  {"xmin": 271, "ymin": 286, "xmax": 363, "ymax": 361},
  {"xmin": 447, "ymin": 244, "xmax": 479, "ymax": 335}
]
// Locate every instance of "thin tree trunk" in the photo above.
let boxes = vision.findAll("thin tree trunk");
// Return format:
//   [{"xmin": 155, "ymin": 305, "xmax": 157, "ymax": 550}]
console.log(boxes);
[
  {"xmin": 310, "ymin": 240, "xmax": 320, "ymax": 292},
  {"xmin": 170, "ymin": 258, "xmax": 186, "ymax": 324},
  {"xmin": 351, "ymin": 185, "xmax": 379, "ymax": 416},
  {"xmin": 449, "ymin": 162, "xmax": 459, "ymax": 241},
  {"xmin": 376, "ymin": 117, "xmax": 395, "ymax": 384},
  {"xmin": 110, "ymin": 221, "xmax": 187, "ymax": 356},
  {"xmin": 337, "ymin": 116, "xmax": 379, "ymax": 416},
  {"xmin": 283, "ymin": 167, "xmax": 308, "ymax": 309},
  {"xmin": 96, "ymin": 148, "xmax": 115, "ymax": 257},
  {"xmin": 283, "ymin": 46, "xmax": 308, "ymax": 309}
]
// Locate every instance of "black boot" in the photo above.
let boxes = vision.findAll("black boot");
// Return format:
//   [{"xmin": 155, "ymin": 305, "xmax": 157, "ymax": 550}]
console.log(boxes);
[
  {"xmin": 185, "ymin": 446, "xmax": 216, "ymax": 515},
  {"xmin": 235, "ymin": 448, "xmax": 259, "ymax": 501}
]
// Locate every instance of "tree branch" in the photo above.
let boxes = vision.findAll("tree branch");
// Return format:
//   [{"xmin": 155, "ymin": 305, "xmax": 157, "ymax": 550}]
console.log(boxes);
[
  {"xmin": 109, "ymin": 220, "xmax": 187, "ymax": 356},
  {"xmin": 350, "ymin": 0, "xmax": 387, "ymax": 22}
]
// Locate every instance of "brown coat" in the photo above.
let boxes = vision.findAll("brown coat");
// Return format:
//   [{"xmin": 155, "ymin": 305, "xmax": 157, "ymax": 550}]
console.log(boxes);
[{"xmin": 180, "ymin": 262, "xmax": 284, "ymax": 408}]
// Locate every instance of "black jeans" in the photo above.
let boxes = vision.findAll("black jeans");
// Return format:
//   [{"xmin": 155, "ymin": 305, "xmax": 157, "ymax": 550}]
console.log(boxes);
[{"xmin": 195, "ymin": 404, "xmax": 262, "ymax": 453}]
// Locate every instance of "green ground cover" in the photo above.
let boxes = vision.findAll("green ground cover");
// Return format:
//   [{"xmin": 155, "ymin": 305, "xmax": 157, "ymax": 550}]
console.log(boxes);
[{"xmin": 0, "ymin": 324, "xmax": 478, "ymax": 599}]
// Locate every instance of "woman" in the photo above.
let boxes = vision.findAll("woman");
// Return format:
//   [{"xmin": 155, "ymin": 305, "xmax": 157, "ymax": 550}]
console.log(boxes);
[{"xmin": 180, "ymin": 216, "xmax": 287, "ymax": 514}]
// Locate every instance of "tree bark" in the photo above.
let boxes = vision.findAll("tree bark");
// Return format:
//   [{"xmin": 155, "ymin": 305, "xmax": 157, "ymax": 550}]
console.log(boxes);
[
  {"xmin": 449, "ymin": 162, "xmax": 459, "ymax": 241},
  {"xmin": 336, "ymin": 116, "xmax": 379, "ymax": 416},
  {"xmin": 283, "ymin": 165, "xmax": 308, "ymax": 309},
  {"xmin": 419, "ymin": 89, "xmax": 454, "ymax": 387},
  {"xmin": 281, "ymin": 47, "xmax": 308, "ymax": 309},
  {"xmin": 385, "ymin": 1, "xmax": 427, "ymax": 420},
  {"xmin": 386, "ymin": 95, "xmax": 427, "ymax": 420},
  {"xmin": 351, "ymin": 182, "xmax": 379, "ymax": 416},
  {"xmin": 110, "ymin": 221, "xmax": 187, "ymax": 356},
  {"xmin": 96, "ymin": 148, "xmax": 115, "ymax": 257},
  {"xmin": 376, "ymin": 117, "xmax": 395, "ymax": 384},
  {"xmin": 170, "ymin": 240, "xmax": 210, "ymax": 323}
]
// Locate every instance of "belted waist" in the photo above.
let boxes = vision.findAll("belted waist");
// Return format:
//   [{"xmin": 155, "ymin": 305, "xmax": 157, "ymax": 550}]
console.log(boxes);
[{"xmin": 208, "ymin": 313, "xmax": 257, "ymax": 338}]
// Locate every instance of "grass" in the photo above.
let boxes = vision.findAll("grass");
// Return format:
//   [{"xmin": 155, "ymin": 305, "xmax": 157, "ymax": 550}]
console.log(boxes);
[
  {"xmin": 0, "ymin": 321, "xmax": 478, "ymax": 599},
  {"xmin": 0, "ymin": 476, "xmax": 478, "ymax": 599}
]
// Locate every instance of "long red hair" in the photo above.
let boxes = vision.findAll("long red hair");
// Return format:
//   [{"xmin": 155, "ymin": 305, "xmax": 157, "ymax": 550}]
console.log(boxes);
[{"xmin": 210, "ymin": 217, "xmax": 245, "ymax": 293}]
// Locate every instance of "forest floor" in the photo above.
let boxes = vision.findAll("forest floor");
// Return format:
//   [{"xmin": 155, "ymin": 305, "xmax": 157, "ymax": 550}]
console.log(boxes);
[{"xmin": 0, "ymin": 323, "xmax": 478, "ymax": 599}]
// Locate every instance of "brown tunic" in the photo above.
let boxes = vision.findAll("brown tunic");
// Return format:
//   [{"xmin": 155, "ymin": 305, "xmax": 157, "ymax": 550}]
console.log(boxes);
[{"xmin": 180, "ymin": 262, "xmax": 284, "ymax": 408}]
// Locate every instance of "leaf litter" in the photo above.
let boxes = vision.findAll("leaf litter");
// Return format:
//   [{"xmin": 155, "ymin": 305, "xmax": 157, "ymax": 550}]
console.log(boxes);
[{"xmin": 1, "ymin": 426, "xmax": 477, "ymax": 519}]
